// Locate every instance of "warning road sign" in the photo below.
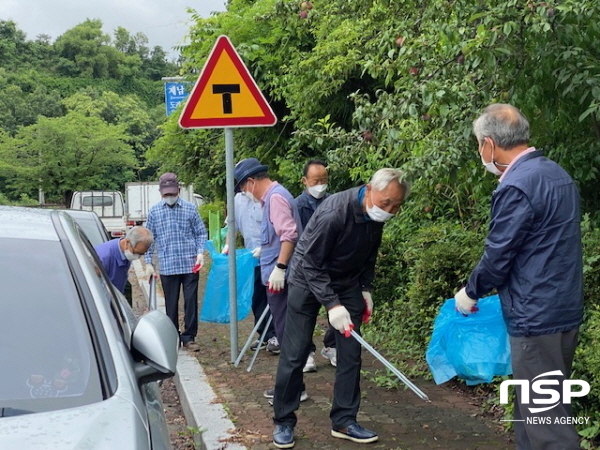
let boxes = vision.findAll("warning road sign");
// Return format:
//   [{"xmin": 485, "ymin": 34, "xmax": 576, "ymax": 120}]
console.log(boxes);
[{"xmin": 179, "ymin": 35, "xmax": 277, "ymax": 129}]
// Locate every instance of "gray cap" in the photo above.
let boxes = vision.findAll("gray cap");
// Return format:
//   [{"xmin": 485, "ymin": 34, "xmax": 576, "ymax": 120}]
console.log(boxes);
[{"xmin": 159, "ymin": 172, "xmax": 179, "ymax": 195}]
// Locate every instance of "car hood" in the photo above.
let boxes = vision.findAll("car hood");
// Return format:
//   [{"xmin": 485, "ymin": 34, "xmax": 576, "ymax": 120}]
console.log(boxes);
[{"xmin": 0, "ymin": 394, "xmax": 149, "ymax": 449}]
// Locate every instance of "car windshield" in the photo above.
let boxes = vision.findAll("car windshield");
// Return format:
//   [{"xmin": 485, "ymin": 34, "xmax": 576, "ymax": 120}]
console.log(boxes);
[{"xmin": 0, "ymin": 237, "xmax": 103, "ymax": 414}]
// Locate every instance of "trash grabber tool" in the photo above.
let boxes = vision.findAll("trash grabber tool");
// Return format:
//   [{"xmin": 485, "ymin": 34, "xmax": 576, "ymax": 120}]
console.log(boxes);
[
  {"xmin": 350, "ymin": 330, "xmax": 430, "ymax": 402},
  {"xmin": 234, "ymin": 305, "xmax": 270, "ymax": 367},
  {"xmin": 247, "ymin": 314, "xmax": 273, "ymax": 373}
]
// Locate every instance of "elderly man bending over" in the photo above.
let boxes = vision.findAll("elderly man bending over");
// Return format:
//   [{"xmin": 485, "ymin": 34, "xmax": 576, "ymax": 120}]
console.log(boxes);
[
  {"xmin": 271, "ymin": 168, "xmax": 410, "ymax": 449},
  {"xmin": 95, "ymin": 226, "xmax": 154, "ymax": 297}
]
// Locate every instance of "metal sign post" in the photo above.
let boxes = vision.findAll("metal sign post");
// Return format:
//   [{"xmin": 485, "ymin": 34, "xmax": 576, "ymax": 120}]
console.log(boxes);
[{"xmin": 225, "ymin": 127, "xmax": 238, "ymax": 361}]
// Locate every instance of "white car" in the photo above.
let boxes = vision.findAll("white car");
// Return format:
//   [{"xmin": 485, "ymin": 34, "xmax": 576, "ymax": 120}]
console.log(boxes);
[{"xmin": 0, "ymin": 206, "xmax": 178, "ymax": 449}]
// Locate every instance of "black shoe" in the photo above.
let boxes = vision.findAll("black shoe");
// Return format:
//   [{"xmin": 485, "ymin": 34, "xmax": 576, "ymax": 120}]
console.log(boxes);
[
  {"xmin": 181, "ymin": 341, "xmax": 200, "ymax": 352},
  {"xmin": 273, "ymin": 424, "xmax": 295, "ymax": 448},
  {"xmin": 331, "ymin": 423, "xmax": 379, "ymax": 444},
  {"xmin": 264, "ymin": 388, "xmax": 308, "ymax": 402}
]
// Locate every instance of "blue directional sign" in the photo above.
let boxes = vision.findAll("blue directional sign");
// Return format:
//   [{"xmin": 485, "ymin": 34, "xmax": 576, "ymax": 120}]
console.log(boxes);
[{"xmin": 164, "ymin": 81, "xmax": 190, "ymax": 116}]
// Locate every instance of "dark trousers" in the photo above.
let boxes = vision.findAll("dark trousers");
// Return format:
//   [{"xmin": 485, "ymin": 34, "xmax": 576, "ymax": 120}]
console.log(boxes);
[
  {"xmin": 323, "ymin": 325, "xmax": 336, "ymax": 348},
  {"xmin": 273, "ymin": 283, "xmax": 365, "ymax": 428},
  {"xmin": 267, "ymin": 285, "xmax": 288, "ymax": 343},
  {"xmin": 510, "ymin": 329, "xmax": 580, "ymax": 450},
  {"xmin": 161, "ymin": 272, "xmax": 199, "ymax": 344},
  {"xmin": 124, "ymin": 280, "xmax": 133, "ymax": 307},
  {"xmin": 253, "ymin": 266, "xmax": 275, "ymax": 340},
  {"xmin": 309, "ymin": 318, "xmax": 335, "ymax": 353}
]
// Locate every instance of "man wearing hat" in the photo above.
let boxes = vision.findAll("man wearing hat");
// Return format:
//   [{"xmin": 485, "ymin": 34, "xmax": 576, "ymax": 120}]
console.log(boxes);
[
  {"xmin": 234, "ymin": 158, "xmax": 303, "ymax": 354},
  {"xmin": 144, "ymin": 172, "xmax": 207, "ymax": 351}
]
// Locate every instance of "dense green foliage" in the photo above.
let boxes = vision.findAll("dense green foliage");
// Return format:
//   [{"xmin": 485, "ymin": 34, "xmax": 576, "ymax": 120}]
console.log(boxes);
[
  {"xmin": 0, "ymin": 18, "xmax": 179, "ymax": 204},
  {"xmin": 150, "ymin": 0, "xmax": 600, "ymax": 443}
]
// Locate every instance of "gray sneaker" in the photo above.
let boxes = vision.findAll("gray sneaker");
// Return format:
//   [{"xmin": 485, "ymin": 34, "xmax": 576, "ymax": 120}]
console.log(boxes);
[
  {"xmin": 303, "ymin": 352, "xmax": 317, "ymax": 373},
  {"xmin": 266, "ymin": 337, "xmax": 281, "ymax": 354},
  {"xmin": 321, "ymin": 347, "xmax": 337, "ymax": 367}
]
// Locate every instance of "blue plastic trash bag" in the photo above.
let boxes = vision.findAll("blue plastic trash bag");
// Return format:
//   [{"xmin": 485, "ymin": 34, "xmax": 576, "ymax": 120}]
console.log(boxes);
[
  {"xmin": 426, "ymin": 295, "xmax": 512, "ymax": 386},
  {"xmin": 200, "ymin": 240, "xmax": 256, "ymax": 323}
]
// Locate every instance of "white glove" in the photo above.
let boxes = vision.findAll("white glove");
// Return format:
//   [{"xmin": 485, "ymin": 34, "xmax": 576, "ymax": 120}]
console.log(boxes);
[
  {"xmin": 145, "ymin": 263, "xmax": 156, "ymax": 279},
  {"xmin": 268, "ymin": 266, "xmax": 286, "ymax": 292},
  {"xmin": 195, "ymin": 253, "xmax": 204, "ymax": 268},
  {"xmin": 252, "ymin": 247, "xmax": 261, "ymax": 259},
  {"xmin": 221, "ymin": 244, "xmax": 229, "ymax": 254},
  {"xmin": 362, "ymin": 291, "xmax": 373, "ymax": 324},
  {"xmin": 328, "ymin": 305, "xmax": 354, "ymax": 337},
  {"xmin": 455, "ymin": 287, "xmax": 478, "ymax": 315}
]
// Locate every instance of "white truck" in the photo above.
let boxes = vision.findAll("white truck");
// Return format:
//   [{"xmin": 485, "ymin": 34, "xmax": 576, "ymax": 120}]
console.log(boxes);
[
  {"xmin": 124, "ymin": 181, "xmax": 203, "ymax": 228},
  {"xmin": 70, "ymin": 191, "xmax": 127, "ymax": 239}
]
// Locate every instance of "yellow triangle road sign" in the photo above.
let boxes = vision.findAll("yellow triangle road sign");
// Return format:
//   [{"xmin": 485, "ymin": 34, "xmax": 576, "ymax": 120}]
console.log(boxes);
[{"xmin": 179, "ymin": 35, "xmax": 277, "ymax": 129}]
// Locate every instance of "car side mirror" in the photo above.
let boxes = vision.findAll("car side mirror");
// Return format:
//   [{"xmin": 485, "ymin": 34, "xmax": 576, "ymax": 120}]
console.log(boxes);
[{"xmin": 132, "ymin": 310, "xmax": 179, "ymax": 383}]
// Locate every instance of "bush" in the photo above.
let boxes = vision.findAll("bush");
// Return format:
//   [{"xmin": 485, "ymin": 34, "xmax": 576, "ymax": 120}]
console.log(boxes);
[
  {"xmin": 582, "ymin": 216, "xmax": 600, "ymax": 309},
  {"xmin": 198, "ymin": 199, "xmax": 226, "ymax": 231},
  {"xmin": 367, "ymin": 218, "xmax": 485, "ymax": 377},
  {"xmin": 573, "ymin": 219, "xmax": 600, "ymax": 445},
  {"xmin": 572, "ymin": 304, "xmax": 600, "ymax": 446},
  {"xmin": 0, "ymin": 193, "xmax": 39, "ymax": 206}
]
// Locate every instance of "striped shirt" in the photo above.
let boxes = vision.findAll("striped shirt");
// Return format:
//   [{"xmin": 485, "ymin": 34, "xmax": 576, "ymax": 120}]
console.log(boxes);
[{"xmin": 144, "ymin": 197, "xmax": 207, "ymax": 275}]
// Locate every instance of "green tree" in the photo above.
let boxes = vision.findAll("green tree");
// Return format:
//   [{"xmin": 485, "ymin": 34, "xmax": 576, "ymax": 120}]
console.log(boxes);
[
  {"xmin": 62, "ymin": 89, "xmax": 164, "ymax": 176},
  {"xmin": 0, "ymin": 111, "xmax": 136, "ymax": 205},
  {"xmin": 171, "ymin": 0, "xmax": 600, "ymax": 216},
  {"xmin": 54, "ymin": 19, "xmax": 115, "ymax": 78}
]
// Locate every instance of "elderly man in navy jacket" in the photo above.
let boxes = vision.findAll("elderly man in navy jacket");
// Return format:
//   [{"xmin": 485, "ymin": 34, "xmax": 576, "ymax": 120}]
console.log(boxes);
[{"xmin": 455, "ymin": 104, "xmax": 583, "ymax": 450}]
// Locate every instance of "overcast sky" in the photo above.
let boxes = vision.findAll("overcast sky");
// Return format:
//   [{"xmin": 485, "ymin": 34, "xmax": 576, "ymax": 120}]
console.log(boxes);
[{"xmin": 0, "ymin": 0, "xmax": 227, "ymax": 58}]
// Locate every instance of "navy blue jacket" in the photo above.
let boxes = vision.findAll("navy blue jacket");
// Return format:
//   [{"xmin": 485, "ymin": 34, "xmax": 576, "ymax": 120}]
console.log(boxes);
[
  {"xmin": 466, "ymin": 150, "xmax": 583, "ymax": 337},
  {"xmin": 295, "ymin": 190, "xmax": 330, "ymax": 231}
]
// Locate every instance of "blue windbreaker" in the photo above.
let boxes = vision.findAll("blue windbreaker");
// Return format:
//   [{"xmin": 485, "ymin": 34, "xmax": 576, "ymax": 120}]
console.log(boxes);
[{"xmin": 466, "ymin": 150, "xmax": 583, "ymax": 337}]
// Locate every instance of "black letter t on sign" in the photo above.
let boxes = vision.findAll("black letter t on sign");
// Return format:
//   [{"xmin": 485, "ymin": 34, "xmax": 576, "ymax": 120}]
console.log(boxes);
[{"xmin": 213, "ymin": 84, "xmax": 241, "ymax": 114}]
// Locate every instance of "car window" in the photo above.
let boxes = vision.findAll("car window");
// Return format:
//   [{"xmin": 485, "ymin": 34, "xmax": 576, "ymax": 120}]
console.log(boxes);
[
  {"xmin": 82, "ymin": 195, "xmax": 113, "ymax": 207},
  {"xmin": 0, "ymin": 238, "xmax": 103, "ymax": 413},
  {"xmin": 77, "ymin": 216, "xmax": 107, "ymax": 246}
]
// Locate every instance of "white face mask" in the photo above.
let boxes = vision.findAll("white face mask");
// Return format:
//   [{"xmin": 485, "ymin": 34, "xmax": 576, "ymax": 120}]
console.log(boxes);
[
  {"xmin": 243, "ymin": 181, "xmax": 259, "ymax": 203},
  {"xmin": 367, "ymin": 203, "xmax": 395, "ymax": 222},
  {"xmin": 366, "ymin": 191, "xmax": 395, "ymax": 222},
  {"xmin": 124, "ymin": 250, "xmax": 141, "ymax": 261},
  {"xmin": 480, "ymin": 153, "xmax": 503, "ymax": 176},
  {"xmin": 164, "ymin": 196, "xmax": 178, "ymax": 206},
  {"xmin": 308, "ymin": 184, "xmax": 328, "ymax": 199}
]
